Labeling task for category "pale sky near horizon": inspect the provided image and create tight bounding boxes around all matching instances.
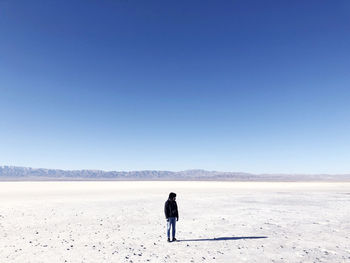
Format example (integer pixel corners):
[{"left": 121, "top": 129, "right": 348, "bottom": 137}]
[{"left": 1, "top": 1, "right": 350, "bottom": 173}]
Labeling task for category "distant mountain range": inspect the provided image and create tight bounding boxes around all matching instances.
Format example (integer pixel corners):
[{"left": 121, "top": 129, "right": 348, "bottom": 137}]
[{"left": 0, "top": 166, "right": 349, "bottom": 181}]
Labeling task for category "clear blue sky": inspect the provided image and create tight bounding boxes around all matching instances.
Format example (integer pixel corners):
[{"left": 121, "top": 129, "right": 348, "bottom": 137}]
[{"left": 1, "top": 1, "right": 349, "bottom": 173}]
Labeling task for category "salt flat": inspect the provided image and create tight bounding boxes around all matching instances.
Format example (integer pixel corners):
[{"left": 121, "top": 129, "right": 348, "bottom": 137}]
[{"left": 0, "top": 181, "right": 349, "bottom": 263}]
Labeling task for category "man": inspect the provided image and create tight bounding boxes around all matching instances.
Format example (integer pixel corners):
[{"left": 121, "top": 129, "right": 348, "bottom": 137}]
[{"left": 164, "top": 192, "right": 179, "bottom": 242}]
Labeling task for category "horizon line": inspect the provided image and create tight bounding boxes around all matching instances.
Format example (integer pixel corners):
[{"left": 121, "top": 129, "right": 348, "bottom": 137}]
[{"left": 1, "top": 165, "right": 350, "bottom": 176}]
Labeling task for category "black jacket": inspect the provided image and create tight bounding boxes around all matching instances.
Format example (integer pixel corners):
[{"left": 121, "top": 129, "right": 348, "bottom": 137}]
[{"left": 164, "top": 200, "right": 179, "bottom": 220}]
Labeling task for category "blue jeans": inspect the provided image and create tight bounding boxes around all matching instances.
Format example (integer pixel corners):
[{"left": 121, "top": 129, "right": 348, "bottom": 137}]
[{"left": 167, "top": 217, "right": 176, "bottom": 239}]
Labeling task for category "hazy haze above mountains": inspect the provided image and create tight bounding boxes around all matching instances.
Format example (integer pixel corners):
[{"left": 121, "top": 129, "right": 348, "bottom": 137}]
[{"left": 0, "top": 166, "right": 349, "bottom": 181}]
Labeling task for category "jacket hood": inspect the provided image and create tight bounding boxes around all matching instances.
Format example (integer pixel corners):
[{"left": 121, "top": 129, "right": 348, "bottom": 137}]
[{"left": 168, "top": 192, "right": 176, "bottom": 200}]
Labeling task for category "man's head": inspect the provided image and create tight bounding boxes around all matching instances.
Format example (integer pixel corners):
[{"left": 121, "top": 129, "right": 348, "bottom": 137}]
[{"left": 168, "top": 192, "right": 176, "bottom": 201}]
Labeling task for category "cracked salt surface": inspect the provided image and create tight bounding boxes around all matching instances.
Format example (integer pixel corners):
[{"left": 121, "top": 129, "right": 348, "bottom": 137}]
[{"left": 0, "top": 181, "right": 350, "bottom": 262}]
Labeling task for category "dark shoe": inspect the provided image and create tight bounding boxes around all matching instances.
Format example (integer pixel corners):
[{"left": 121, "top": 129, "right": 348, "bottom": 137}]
[
  {"left": 167, "top": 238, "right": 171, "bottom": 242},
  {"left": 172, "top": 238, "right": 177, "bottom": 242}
]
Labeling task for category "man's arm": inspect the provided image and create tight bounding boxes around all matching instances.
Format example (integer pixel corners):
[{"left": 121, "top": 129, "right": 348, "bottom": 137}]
[
  {"left": 164, "top": 201, "right": 169, "bottom": 220},
  {"left": 175, "top": 202, "right": 179, "bottom": 221}
]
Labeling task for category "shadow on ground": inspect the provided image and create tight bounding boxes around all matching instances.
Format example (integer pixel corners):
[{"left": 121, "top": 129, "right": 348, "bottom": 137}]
[{"left": 177, "top": 236, "right": 268, "bottom": 242}]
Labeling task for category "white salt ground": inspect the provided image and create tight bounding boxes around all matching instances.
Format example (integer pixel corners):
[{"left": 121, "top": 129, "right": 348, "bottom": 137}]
[{"left": 0, "top": 181, "right": 349, "bottom": 263}]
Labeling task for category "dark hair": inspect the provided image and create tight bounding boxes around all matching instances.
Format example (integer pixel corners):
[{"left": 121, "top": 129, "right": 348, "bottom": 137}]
[{"left": 168, "top": 192, "right": 176, "bottom": 200}]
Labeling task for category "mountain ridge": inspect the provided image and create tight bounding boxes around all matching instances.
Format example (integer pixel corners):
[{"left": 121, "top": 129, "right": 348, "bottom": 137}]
[{"left": 1, "top": 165, "right": 350, "bottom": 181}]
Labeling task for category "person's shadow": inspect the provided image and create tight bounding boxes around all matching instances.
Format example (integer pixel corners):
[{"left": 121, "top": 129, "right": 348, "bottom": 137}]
[{"left": 177, "top": 236, "right": 267, "bottom": 242}]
